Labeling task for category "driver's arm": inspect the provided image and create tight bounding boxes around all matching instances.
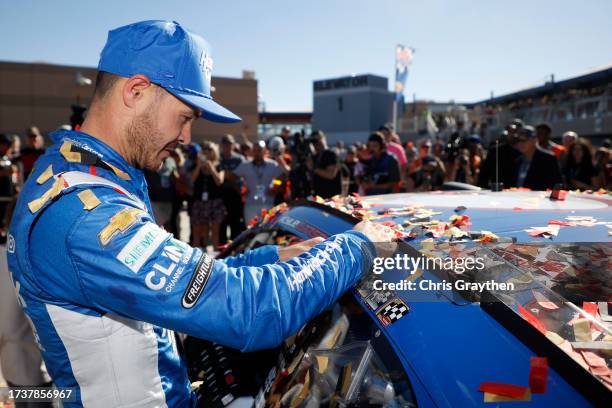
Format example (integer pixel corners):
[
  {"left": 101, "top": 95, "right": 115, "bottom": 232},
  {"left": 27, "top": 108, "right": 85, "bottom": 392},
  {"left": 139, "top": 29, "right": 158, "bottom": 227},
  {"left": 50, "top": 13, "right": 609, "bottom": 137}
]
[{"left": 30, "top": 190, "right": 376, "bottom": 352}]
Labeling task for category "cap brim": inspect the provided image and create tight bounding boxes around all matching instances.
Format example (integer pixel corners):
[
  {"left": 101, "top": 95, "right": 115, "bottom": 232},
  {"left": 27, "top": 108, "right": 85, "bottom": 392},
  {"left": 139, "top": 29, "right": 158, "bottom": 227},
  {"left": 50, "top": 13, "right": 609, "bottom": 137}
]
[{"left": 167, "top": 89, "right": 241, "bottom": 123}]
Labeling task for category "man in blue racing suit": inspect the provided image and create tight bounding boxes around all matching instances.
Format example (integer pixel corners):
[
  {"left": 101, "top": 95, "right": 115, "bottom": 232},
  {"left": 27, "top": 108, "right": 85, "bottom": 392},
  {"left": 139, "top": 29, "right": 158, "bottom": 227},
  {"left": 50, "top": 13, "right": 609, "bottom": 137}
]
[{"left": 6, "top": 20, "right": 396, "bottom": 407}]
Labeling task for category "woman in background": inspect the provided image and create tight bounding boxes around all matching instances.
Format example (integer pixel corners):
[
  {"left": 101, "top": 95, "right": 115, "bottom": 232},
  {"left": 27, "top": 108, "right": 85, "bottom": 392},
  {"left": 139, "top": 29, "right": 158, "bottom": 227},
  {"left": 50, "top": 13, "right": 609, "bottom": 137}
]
[
  {"left": 563, "top": 138, "right": 597, "bottom": 190},
  {"left": 190, "top": 142, "right": 226, "bottom": 250}
]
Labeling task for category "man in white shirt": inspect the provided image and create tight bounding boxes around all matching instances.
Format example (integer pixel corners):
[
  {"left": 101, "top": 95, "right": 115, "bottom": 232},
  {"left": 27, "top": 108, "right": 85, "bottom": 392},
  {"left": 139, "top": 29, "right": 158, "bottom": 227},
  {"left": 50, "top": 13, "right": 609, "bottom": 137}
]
[{"left": 234, "top": 141, "right": 289, "bottom": 223}]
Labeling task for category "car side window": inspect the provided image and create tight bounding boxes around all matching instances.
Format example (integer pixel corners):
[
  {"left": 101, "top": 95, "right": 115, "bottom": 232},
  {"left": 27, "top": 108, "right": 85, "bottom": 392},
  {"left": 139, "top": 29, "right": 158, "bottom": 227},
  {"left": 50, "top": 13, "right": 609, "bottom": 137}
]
[{"left": 256, "top": 294, "right": 418, "bottom": 407}]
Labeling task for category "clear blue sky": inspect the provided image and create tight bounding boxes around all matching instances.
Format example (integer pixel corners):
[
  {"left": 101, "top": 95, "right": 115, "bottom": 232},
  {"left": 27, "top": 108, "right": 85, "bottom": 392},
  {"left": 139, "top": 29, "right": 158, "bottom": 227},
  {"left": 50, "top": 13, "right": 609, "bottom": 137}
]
[{"left": 2, "top": 0, "right": 611, "bottom": 110}]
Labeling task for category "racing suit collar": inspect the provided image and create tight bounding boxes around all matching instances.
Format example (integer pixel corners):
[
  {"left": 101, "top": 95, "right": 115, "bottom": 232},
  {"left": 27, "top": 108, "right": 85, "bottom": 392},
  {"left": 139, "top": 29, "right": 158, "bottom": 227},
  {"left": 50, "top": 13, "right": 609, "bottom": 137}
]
[{"left": 49, "top": 129, "right": 150, "bottom": 204}]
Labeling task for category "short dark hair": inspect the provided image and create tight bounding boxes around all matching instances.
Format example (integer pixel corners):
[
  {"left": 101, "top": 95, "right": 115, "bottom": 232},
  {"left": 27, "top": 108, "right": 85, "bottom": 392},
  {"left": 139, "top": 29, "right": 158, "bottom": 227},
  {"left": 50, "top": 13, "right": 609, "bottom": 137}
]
[
  {"left": 0, "top": 133, "right": 13, "bottom": 146},
  {"left": 93, "top": 71, "right": 120, "bottom": 100},
  {"left": 368, "top": 131, "right": 385, "bottom": 147},
  {"left": 535, "top": 123, "right": 552, "bottom": 134}
]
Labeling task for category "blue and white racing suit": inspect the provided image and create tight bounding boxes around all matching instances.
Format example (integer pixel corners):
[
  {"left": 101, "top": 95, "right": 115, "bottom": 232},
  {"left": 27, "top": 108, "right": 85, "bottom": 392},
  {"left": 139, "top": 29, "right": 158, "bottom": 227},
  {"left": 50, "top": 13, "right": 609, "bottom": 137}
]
[{"left": 7, "top": 130, "right": 375, "bottom": 407}]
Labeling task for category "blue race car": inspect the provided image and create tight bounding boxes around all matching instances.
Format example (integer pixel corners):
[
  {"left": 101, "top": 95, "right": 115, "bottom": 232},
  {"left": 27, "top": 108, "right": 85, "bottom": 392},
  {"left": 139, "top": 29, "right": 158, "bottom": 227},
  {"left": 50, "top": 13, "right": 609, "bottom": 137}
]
[{"left": 187, "top": 190, "right": 612, "bottom": 407}]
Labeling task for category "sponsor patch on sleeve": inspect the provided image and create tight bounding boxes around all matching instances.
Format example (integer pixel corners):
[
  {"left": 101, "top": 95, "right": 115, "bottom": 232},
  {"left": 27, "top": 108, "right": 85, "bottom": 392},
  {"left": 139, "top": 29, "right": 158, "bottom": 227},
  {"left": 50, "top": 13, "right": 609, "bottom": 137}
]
[
  {"left": 116, "top": 223, "right": 170, "bottom": 273},
  {"left": 98, "top": 207, "right": 146, "bottom": 246},
  {"left": 181, "top": 253, "right": 215, "bottom": 309}
]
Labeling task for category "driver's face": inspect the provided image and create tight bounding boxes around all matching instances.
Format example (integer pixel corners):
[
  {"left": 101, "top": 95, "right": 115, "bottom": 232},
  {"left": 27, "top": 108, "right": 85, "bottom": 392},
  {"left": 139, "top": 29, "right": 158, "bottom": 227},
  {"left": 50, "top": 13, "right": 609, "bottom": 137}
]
[{"left": 127, "top": 88, "right": 200, "bottom": 170}]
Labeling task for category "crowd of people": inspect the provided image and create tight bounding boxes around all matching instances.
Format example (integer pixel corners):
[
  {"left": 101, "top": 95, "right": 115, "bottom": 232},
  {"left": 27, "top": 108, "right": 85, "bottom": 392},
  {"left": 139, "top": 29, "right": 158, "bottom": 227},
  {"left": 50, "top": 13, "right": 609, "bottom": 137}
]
[
  {"left": 142, "top": 118, "right": 612, "bottom": 248},
  {"left": 1, "top": 119, "right": 611, "bottom": 249}
]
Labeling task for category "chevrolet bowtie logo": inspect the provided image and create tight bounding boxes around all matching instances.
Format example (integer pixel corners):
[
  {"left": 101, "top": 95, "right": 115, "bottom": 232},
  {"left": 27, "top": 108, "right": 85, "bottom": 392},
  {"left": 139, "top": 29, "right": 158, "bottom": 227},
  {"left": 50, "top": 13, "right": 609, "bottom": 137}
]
[{"left": 98, "top": 207, "right": 145, "bottom": 246}]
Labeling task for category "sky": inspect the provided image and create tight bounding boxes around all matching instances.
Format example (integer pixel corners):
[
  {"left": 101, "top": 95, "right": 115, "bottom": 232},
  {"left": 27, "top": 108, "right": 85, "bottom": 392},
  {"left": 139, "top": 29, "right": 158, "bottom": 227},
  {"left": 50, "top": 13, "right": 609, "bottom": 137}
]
[{"left": 2, "top": 0, "right": 612, "bottom": 111}]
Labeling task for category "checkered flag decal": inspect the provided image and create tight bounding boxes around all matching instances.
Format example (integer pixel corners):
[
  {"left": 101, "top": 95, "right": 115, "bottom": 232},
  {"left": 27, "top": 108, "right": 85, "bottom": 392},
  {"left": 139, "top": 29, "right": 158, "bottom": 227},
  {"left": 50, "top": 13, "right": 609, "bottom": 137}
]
[{"left": 381, "top": 301, "right": 409, "bottom": 322}]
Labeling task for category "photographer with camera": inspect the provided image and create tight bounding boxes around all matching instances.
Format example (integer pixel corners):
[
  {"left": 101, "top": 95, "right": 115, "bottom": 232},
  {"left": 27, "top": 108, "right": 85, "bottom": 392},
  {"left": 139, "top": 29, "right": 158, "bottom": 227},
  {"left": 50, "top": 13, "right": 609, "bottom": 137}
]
[{"left": 406, "top": 155, "right": 446, "bottom": 192}]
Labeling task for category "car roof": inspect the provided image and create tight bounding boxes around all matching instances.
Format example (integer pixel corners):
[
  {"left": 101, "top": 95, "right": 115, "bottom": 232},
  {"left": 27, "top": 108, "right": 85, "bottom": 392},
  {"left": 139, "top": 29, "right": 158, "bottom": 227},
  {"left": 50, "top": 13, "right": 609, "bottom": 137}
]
[{"left": 260, "top": 191, "right": 612, "bottom": 405}]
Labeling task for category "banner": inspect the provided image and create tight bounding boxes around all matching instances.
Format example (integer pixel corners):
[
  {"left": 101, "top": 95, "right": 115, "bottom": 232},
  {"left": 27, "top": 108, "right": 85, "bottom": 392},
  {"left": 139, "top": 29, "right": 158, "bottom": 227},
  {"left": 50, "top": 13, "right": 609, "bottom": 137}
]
[{"left": 394, "top": 45, "right": 414, "bottom": 104}]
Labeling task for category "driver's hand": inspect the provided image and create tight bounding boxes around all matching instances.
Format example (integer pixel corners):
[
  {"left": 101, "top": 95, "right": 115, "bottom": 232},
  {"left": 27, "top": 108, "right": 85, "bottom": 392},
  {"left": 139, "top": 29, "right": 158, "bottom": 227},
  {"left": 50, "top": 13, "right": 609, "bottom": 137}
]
[
  {"left": 353, "top": 220, "right": 398, "bottom": 258},
  {"left": 278, "top": 237, "right": 325, "bottom": 261},
  {"left": 352, "top": 220, "right": 396, "bottom": 242}
]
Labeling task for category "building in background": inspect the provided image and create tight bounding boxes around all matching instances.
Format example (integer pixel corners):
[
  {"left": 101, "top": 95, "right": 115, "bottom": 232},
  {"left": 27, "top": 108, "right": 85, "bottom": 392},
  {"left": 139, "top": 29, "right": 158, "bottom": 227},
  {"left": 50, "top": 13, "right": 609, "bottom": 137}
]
[
  {"left": 258, "top": 111, "right": 312, "bottom": 140},
  {"left": 470, "top": 64, "right": 612, "bottom": 145},
  {"left": 312, "top": 74, "right": 393, "bottom": 144},
  {"left": 398, "top": 100, "right": 470, "bottom": 142},
  {"left": 0, "top": 61, "right": 258, "bottom": 143}
]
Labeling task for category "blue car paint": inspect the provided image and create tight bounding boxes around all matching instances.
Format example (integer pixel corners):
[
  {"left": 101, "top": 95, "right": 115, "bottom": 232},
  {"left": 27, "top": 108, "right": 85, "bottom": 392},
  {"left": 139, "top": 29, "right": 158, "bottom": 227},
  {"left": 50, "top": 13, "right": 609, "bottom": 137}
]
[{"left": 267, "top": 192, "right": 611, "bottom": 407}]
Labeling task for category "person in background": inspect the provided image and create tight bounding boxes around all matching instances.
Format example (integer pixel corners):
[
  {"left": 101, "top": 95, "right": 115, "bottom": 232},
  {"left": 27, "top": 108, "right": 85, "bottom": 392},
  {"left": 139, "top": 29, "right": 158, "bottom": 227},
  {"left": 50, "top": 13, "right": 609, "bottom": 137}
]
[
  {"left": 145, "top": 153, "right": 178, "bottom": 230},
  {"left": 562, "top": 131, "right": 578, "bottom": 150},
  {"left": 344, "top": 145, "right": 361, "bottom": 195},
  {"left": 267, "top": 136, "right": 291, "bottom": 205},
  {"left": 513, "top": 126, "right": 562, "bottom": 190},
  {"left": 178, "top": 143, "right": 199, "bottom": 231},
  {"left": 234, "top": 140, "right": 288, "bottom": 224},
  {"left": 1, "top": 134, "right": 51, "bottom": 403},
  {"left": 356, "top": 142, "right": 371, "bottom": 163},
  {"left": 313, "top": 148, "right": 347, "bottom": 199},
  {"left": 379, "top": 125, "right": 407, "bottom": 171},
  {"left": 510, "top": 118, "right": 525, "bottom": 132},
  {"left": 563, "top": 138, "right": 597, "bottom": 190},
  {"left": 7, "top": 134, "right": 23, "bottom": 188},
  {"left": 432, "top": 140, "right": 445, "bottom": 159},
  {"left": 359, "top": 132, "right": 400, "bottom": 195},
  {"left": 219, "top": 134, "right": 245, "bottom": 244},
  {"left": 535, "top": 123, "right": 565, "bottom": 160},
  {"left": 309, "top": 130, "right": 328, "bottom": 165},
  {"left": 0, "top": 134, "right": 17, "bottom": 233},
  {"left": 334, "top": 140, "right": 346, "bottom": 161},
  {"left": 168, "top": 147, "right": 186, "bottom": 237},
  {"left": 288, "top": 132, "right": 314, "bottom": 200},
  {"left": 240, "top": 140, "right": 253, "bottom": 160},
  {"left": 406, "top": 155, "right": 446, "bottom": 192},
  {"left": 478, "top": 128, "right": 520, "bottom": 189},
  {"left": 594, "top": 147, "right": 611, "bottom": 190},
  {"left": 279, "top": 126, "right": 291, "bottom": 146},
  {"left": 8, "top": 134, "right": 21, "bottom": 160},
  {"left": 560, "top": 130, "right": 578, "bottom": 168},
  {"left": 419, "top": 139, "right": 432, "bottom": 159},
  {"left": 450, "top": 152, "right": 474, "bottom": 185},
  {"left": 20, "top": 126, "right": 45, "bottom": 180},
  {"left": 404, "top": 145, "right": 419, "bottom": 177},
  {"left": 465, "top": 134, "right": 484, "bottom": 182},
  {"left": 1, "top": 201, "right": 52, "bottom": 408},
  {"left": 191, "top": 142, "right": 225, "bottom": 249}
]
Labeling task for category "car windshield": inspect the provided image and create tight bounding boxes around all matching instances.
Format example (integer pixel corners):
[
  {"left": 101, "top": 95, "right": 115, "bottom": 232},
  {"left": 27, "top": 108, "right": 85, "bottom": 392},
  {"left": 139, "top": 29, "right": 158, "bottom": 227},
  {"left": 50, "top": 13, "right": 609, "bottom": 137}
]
[{"left": 413, "top": 240, "right": 612, "bottom": 392}]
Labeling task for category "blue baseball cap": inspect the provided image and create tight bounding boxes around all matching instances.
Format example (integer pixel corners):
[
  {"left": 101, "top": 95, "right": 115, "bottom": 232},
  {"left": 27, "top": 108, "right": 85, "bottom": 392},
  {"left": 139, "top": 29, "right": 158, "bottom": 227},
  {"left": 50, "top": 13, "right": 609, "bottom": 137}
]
[{"left": 98, "top": 20, "right": 240, "bottom": 123}]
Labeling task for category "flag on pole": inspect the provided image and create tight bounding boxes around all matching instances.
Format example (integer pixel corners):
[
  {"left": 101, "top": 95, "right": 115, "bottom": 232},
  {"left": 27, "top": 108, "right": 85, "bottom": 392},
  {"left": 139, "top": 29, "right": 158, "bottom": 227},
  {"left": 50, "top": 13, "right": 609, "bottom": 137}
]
[{"left": 394, "top": 45, "right": 414, "bottom": 104}]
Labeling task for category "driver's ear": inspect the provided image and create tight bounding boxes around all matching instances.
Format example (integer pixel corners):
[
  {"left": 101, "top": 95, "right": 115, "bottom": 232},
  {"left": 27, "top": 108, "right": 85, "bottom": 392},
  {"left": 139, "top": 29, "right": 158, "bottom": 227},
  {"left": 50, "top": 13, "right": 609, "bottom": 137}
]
[{"left": 122, "top": 74, "right": 153, "bottom": 109}]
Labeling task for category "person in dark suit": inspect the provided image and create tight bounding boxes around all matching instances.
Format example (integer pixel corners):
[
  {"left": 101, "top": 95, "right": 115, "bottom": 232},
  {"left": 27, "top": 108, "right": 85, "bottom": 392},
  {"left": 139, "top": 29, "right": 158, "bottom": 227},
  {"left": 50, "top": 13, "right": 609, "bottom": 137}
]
[
  {"left": 478, "top": 128, "right": 520, "bottom": 189},
  {"left": 513, "top": 126, "right": 562, "bottom": 190}
]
